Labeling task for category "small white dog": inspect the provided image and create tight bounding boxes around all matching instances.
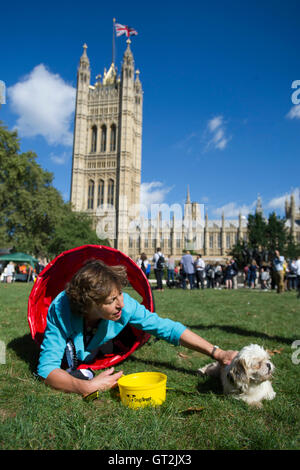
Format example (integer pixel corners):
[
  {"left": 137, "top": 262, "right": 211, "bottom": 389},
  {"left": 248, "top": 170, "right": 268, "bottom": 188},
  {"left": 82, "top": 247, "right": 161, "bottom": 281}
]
[{"left": 198, "top": 344, "right": 276, "bottom": 407}]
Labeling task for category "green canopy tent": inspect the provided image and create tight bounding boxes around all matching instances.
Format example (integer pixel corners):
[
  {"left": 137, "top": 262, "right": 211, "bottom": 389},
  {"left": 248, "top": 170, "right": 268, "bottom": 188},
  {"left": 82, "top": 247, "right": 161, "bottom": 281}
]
[{"left": 0, "top": 252, "right": 39, "bottom": 269}]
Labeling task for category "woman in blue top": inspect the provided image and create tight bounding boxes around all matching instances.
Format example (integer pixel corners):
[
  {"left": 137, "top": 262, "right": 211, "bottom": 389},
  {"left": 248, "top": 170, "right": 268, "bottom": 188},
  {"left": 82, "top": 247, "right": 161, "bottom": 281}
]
[
  {"left": 38, "top": 259, "right": 237, "bottom": 396},
  {"left": 248, "top": 260, "right": 258, "bottom": 289}
]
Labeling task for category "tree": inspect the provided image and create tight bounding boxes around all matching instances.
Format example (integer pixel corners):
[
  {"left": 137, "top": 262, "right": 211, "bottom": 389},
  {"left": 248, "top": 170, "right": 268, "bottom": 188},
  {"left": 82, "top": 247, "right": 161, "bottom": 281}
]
[
  {"left": 47, "top": 204, "right": 109, "bottom": 258},
  {"left": 229, "top": 239, "right": 248, "bottom": 268},
  {"left": 0, "top": 123, "right": 59, "bottom": 254},
  {"left": 265, "top": 212, "right": 287, "bottom": 255},
  {"left": 284, "top": 232, "right": 300, "bottom": 260},
  {"left": 230, "top": 210, "right": 300, "bottom": 266},
  {"left": 247, "top": 212, "right": 268, "bottom": 250},
  {"left": 0, "top": 121, "right": 106, "bottom": 258}
]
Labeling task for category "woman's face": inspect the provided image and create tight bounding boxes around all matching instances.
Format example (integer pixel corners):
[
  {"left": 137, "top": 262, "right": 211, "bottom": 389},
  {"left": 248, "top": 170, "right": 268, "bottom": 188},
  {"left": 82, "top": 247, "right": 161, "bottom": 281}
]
[{"left": 87, "top": 285, "right": 124, "bottom": 322}]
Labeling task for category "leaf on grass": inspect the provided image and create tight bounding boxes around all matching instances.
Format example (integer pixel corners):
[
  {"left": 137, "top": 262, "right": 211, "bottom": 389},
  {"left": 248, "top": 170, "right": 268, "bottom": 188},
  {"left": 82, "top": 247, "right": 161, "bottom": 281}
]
[
  {"left": 180, "top": 407, "right": 205, "bottom": 415},
  {"left": 177, "top": 352, "right": 190, "bottom": 360},
  {"left": 267, "top": 348, "right": 284, "bottom": 356}
]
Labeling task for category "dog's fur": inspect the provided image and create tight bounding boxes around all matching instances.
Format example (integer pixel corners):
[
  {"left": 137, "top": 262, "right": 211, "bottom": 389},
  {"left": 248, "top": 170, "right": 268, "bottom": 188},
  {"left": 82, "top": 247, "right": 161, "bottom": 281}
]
[{"left": 198, "top": 344, "right": 276, "bottom": 407}]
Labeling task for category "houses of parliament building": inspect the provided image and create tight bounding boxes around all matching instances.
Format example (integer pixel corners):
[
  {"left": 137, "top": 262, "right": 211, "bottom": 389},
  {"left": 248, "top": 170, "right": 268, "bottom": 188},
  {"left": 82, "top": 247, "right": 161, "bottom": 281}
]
[{"left": 70, "top": 41, "right": 300, "bottom": 260}]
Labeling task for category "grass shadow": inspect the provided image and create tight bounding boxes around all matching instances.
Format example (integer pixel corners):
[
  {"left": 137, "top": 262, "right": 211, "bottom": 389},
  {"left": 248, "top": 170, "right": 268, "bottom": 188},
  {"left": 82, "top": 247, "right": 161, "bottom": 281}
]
[
  {"left": 187, "top": 324, "right": 296, "bottom": 345},
  {"left": 127, "top": 355, "right": 197, "bottom": 376},
  {"left": 196, "top": 375, "right": 223, "bottom": 396},
  {"left": 7, "top": 334, "right": 40, "bottom": 374}
]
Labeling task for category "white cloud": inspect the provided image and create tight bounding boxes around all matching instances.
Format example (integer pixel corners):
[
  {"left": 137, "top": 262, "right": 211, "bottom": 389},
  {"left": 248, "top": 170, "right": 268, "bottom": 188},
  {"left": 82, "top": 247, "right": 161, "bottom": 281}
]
[
  {"left": 267, "top": 195, "right": 287, "bottom": 211},
  {"left": 140, "top": 182, "right": 172, "bottom": 210},
  {"left": 8, "top": 64, "right": 76, "bottom": 146},
  {"left": 286, "top": 104, "right": 300, "bottom": 120},
  {"left": 212, "top": 189, "right": 300, "bottom": 220},
  {"left": 50, "top": 151, "right": 69, "bottom": 165},
  {"left": 267, "top": 188, "right": 300, "bottom": 212},
  {"left": 173, "top": 116, "right": 231, "bottom": 157},
  {"left": 213, "top": 201, "right": 256, "bottom": 218},
  {"left": 208, "top": 116, "right": 223, "bottom": 132},
  {"left": 204, "top": 115, "right": 231, "bottom": 151}
]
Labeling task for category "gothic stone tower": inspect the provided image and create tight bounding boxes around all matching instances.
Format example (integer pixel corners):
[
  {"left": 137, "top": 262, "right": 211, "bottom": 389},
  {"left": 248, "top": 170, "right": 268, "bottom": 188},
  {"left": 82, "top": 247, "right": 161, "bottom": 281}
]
[{"left": 70, "top": 41, "right": 143, "bottom": 252}]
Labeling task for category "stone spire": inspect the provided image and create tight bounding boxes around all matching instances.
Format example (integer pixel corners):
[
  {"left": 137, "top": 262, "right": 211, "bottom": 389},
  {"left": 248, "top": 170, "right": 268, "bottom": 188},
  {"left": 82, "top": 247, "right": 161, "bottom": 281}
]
[
  {"left": 256, "top": 194, "right": 263, "bottom": 215},
  {"left": 285, "top": 196, "right": 289, "bottom": 218},
  {"left": 79, "top": 43, "right": 90, "bottom": 67},
  {"left": 291, "top": 193, "right": 295, "bottom": 214},
  {"left": 77, "top": 43, "right": 90, "bottom": 87},
  {"left": 123, "top": 39, "right": 134, "bottom": 67},
  {"left": 135, "top": 69, "right": 142, "bottom": 93},
  {"left": 103, "top": 62, "right": 117, "bottom": 85},
  {"left": 186, "top": 185, "right": 191, "bottom": 204}
]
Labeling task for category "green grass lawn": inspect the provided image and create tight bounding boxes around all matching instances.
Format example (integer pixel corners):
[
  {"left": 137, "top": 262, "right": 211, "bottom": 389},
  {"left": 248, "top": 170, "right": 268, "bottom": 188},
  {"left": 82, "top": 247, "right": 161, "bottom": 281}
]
[{"left": 0, "top": 283, "right": 299, "bottom": 450}]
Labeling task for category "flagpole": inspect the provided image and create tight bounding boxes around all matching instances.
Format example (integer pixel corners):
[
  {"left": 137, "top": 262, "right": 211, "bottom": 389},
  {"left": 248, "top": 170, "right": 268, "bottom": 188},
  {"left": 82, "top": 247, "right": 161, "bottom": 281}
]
[{"left": 112, "top": 18, "right": 116, "bottom": 64}]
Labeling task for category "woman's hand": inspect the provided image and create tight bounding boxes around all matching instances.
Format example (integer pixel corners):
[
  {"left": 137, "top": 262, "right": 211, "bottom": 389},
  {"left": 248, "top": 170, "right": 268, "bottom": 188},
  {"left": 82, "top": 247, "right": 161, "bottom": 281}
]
[
  {"left": 213, "top": 349, "right": 238, "bottom": 366},
  {"left": 45, "top": 367, "right": 123, "bottom": 396},
  {"left": 87, "top": 367, "right": 123, "bottom": 393}
]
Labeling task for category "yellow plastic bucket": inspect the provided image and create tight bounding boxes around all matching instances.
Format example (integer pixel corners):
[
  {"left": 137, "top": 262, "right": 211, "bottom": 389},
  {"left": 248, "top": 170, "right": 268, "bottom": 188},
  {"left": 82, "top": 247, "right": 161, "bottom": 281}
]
[{"left": 118, "top": 372, "right": 167, "bottom": 409}]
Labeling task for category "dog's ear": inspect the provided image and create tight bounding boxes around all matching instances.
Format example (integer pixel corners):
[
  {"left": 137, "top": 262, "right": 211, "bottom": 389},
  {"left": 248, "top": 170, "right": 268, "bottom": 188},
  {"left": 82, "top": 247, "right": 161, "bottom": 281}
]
[{"left": 229, "top": 358, "right": 249, "bottom": 392}]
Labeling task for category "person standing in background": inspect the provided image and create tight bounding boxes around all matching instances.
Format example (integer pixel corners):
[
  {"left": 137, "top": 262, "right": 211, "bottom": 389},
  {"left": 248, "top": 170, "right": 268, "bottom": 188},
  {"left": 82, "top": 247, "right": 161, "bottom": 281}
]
[
  {"left": 5, "top": 261, "right": 15, "bottom": 283},
  {"left": 166, "top": 254, "right": 175, "bottom": 285},
  {"left": 293, "top": 255, "right": 300, "bottom": 297},
  {"left": 153, "top": 248, "right": 165, "bottom": 291},
  {"left": 273, "top": 250, "right": 285, "bottom": 294},
  {"left": 180, "top": 251, "right": 195, "bottom": 290},
  {"left": 195, "top": 254, "right": 205, "bottom": 289}
]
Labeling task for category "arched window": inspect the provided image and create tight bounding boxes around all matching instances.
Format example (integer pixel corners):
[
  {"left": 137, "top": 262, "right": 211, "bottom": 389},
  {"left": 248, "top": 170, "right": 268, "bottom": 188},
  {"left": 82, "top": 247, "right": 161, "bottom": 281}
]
[
  {"left": 87, "top": 179, "right": 95, "bottom": 209},
  {"left": 107, "top": 179, "right": 114, "bottom": 207},
  {"left": 91, "top": 126, "right": 97, "bottom": 153},
  {"left": 110, "top": 124, "right": 116, "bottom": 152},
  {"left": 97, "top": 179, "right": 104, "bottom": 207},
  {"left": 100, "top": 125, "right": 107, "bottom": 152}
]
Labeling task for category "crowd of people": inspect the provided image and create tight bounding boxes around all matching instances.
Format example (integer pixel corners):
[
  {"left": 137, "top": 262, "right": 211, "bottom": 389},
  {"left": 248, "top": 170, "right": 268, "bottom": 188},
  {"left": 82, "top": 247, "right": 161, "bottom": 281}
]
[
  {"left": 136, "top": 248, "right": 300, "bottom": 294},
  {"left": 0, "top": 261, "right": 44, "bottom": 283},
  {"left": 1, "top": 249, "right": 299, "bottom": 295}
]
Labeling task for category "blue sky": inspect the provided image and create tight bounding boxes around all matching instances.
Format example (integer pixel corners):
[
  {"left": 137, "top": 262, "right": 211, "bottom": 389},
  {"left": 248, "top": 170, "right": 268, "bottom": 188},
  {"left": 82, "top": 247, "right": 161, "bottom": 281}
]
[{"left": 1, "top": 0, "right": 299, "bottom": 220}]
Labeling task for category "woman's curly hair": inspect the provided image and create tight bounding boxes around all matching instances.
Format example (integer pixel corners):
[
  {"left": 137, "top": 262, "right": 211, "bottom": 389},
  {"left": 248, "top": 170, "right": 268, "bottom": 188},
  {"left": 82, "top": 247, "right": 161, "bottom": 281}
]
[{"left": 65, "top": 259, "right": 128, "bottom": 317}]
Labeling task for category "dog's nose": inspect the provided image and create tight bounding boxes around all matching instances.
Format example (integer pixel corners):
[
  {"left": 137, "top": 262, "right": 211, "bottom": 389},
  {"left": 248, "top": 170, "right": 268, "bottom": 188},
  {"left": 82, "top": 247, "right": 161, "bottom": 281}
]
[{"left": 267, "top": 362, "right": 272, "bottom": 372}]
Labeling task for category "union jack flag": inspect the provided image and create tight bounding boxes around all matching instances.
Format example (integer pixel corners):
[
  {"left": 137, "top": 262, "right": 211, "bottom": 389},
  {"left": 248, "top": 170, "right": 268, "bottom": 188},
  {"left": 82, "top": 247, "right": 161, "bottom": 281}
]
[{"left": 115, "top": 23, "right": 138, "bottom": 38}]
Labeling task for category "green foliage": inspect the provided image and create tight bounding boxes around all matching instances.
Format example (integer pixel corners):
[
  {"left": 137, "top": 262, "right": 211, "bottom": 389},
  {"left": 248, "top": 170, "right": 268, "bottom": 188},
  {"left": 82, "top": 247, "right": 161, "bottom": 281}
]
[
  {"left": 231, "top": 211, "right": 300, "bottom": 265},
  {"left": 285, "top": 233, "right": 300, "bottom": 260},
  {"left": 266, "top": 212, "right": 288, "bottom": 254},
  {"left": 229, "top": 239, "right": 248, "bottom": 267},
  {"left": 0, "top": 121, "right": 104, "bottom": 258},
  {"left": 247, "top": 212, "right": 267, "bottom": 250},
  {"left": 47, "top": 204, "right": 109, "bottom": 258}
]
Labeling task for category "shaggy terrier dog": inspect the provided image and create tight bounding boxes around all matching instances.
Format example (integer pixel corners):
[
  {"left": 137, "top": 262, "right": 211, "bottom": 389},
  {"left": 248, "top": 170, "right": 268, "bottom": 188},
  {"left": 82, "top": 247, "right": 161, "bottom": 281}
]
[{"left": 198, "top": 344, "right": 276, "bottom": 407}]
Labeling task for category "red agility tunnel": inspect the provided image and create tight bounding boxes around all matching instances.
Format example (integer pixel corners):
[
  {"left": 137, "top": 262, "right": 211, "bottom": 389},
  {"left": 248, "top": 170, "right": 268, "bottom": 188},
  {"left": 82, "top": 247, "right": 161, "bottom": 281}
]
[{"left": 28, "top": 245, "right": 154, "bottom": 370}]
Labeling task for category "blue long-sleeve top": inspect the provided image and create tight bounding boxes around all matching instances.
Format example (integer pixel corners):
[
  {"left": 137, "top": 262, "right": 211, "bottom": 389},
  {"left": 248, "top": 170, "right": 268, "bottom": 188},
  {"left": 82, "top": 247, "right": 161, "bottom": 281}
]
[{"left": 37, "top": 291, "right": 187, "bottom": 379}]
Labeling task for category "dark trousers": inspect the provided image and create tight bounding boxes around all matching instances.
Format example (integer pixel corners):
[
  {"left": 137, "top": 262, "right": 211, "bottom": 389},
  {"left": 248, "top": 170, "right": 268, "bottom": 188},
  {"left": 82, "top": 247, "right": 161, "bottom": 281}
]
[
  {"left": 182, "top": 273, "right": 195, "bottom": 289},
  {"left": 206, "top": 277, "right": 215, "bottom": 288},
  {"left": 196, "top": 270, "right": 205, "bottom": 289},
  {"left": 287, "top": 276, "right": 297, "bottom": 290},
  {"left": 154, "top": 269, "right": 163, "bottom": 289}
]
